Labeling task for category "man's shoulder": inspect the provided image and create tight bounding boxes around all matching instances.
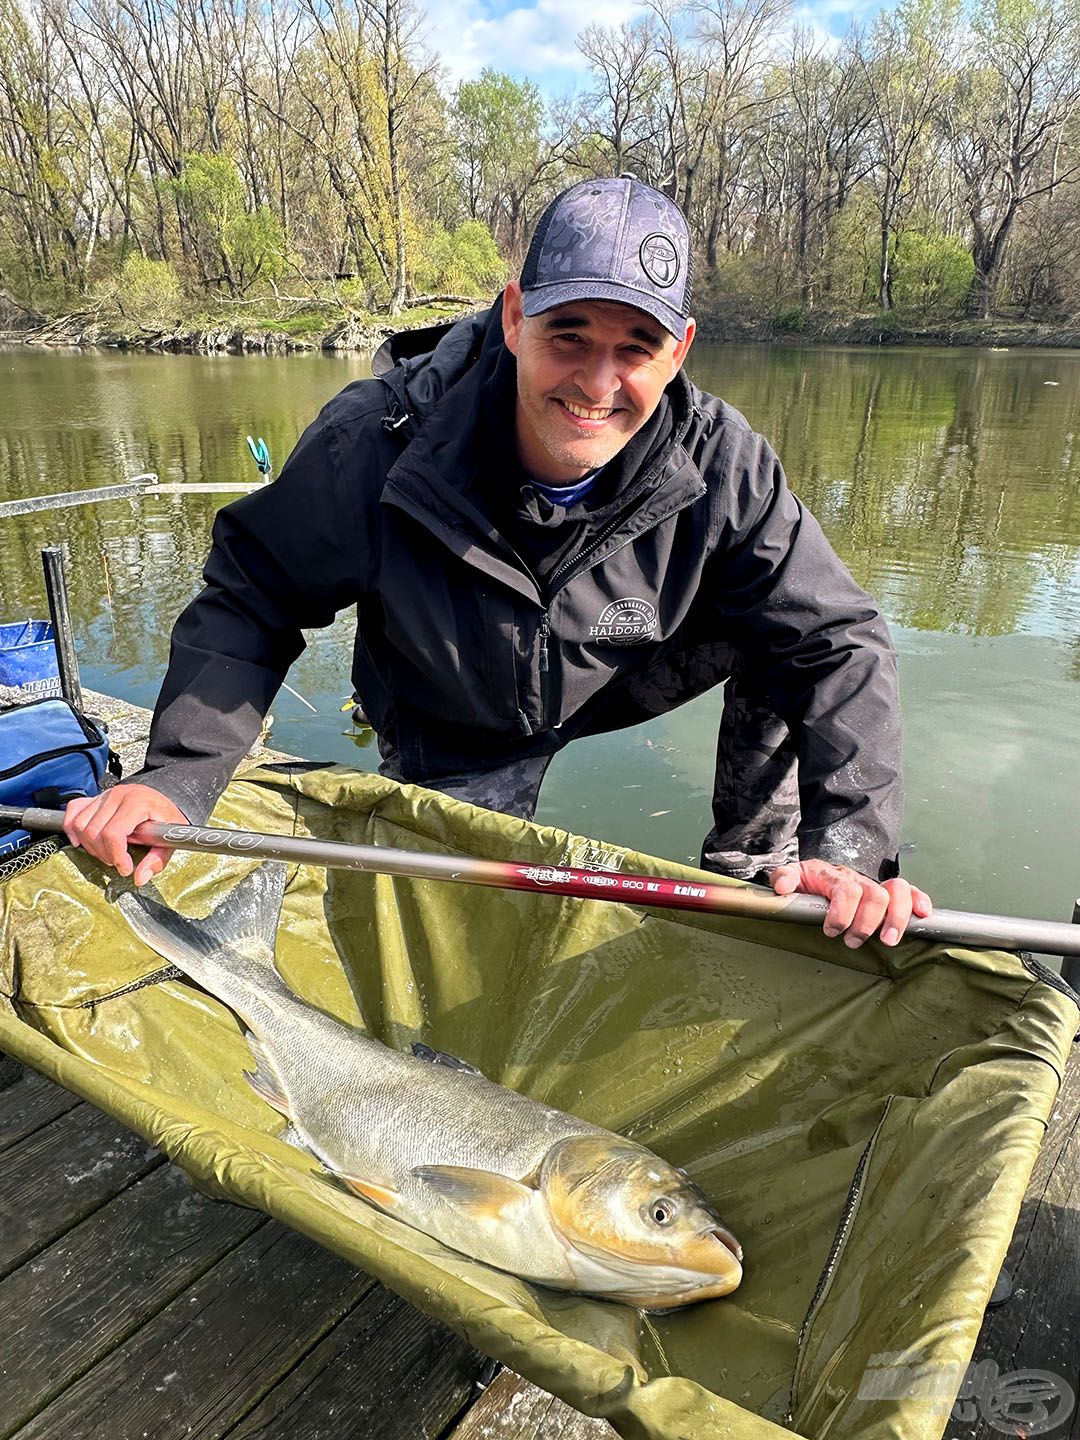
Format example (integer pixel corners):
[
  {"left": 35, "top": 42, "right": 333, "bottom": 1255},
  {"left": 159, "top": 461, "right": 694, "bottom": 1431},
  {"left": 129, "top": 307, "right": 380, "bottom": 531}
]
[
  {"left": 684, "top": 380, "right": 761, "bottom": 450},
  {"left": 314, "top": 376, "right": 395, "bottom": 438}
]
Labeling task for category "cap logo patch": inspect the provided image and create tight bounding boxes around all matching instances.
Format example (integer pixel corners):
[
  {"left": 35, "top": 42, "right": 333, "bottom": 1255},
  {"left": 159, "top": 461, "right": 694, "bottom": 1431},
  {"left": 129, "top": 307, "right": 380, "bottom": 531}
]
[{"left": 639, "top": 234, "right": 679, "bottom": 288}]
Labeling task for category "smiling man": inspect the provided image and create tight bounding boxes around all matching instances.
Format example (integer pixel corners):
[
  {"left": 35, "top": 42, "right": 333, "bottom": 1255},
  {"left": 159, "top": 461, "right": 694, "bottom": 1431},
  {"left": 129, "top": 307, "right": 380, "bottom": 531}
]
[{"left": 65, "top": 177, "right": 931, "bottom": 945}]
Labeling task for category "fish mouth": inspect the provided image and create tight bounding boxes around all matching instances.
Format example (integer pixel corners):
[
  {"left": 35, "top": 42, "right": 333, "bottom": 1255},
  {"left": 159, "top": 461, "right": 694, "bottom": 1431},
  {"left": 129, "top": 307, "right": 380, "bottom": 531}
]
[{"left": 712, "top": 1225, "right": 743, "bottom": 1264}]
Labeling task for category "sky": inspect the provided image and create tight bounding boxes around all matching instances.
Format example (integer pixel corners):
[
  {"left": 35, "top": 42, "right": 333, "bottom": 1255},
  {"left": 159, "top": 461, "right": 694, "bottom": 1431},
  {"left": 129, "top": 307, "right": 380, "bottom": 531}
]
[{"left": 417, "top": 0, "right": 882, "bottom": 95}]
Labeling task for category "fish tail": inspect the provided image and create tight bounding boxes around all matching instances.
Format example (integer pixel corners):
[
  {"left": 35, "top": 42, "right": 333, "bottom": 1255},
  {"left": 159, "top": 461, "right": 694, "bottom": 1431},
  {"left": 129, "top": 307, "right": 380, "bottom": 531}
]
[{"left": 116, "top": 862, "right": 295, "bottom": 1027}]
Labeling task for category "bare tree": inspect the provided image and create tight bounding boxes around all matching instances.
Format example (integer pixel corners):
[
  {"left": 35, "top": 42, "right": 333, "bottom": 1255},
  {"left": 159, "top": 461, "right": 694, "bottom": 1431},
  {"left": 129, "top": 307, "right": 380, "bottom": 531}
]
[{"left": 942, "top": 0, "right": 1080, "bottom": 317}]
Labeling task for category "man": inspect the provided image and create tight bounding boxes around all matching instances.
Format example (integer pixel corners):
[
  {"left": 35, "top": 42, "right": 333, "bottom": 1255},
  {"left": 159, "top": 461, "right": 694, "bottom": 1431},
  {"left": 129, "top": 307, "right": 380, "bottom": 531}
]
[{"left": 65, "top": 177, "right": 931, "bottom": 946}]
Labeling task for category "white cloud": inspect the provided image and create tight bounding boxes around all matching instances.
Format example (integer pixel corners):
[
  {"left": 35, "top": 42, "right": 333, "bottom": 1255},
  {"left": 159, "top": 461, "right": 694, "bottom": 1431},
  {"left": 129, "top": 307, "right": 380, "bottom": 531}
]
[
  {"left": 416, "top": 0, "right": 889, "bottom": 96},
  {"left": 417, "top": 0, "right": 649, "bottom": 90}
]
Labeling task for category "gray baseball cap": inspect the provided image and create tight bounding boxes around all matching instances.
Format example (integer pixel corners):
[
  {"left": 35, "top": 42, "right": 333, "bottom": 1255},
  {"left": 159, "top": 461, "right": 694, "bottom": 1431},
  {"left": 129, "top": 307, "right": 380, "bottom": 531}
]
[{"left": 519, "top": 177, "right": 693, "bottom": 340}]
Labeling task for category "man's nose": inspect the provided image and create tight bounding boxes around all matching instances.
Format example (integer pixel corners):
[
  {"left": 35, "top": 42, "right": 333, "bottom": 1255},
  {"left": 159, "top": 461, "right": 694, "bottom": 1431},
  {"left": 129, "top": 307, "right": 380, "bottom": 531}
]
[{"left": 575, "top": 353, "right": 620, "bottom": 402}]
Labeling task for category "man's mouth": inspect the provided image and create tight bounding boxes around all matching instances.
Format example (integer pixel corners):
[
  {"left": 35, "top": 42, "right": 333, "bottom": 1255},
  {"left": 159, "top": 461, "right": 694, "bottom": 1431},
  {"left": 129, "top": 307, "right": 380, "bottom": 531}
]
[{"left": 556, "top": 398, "right": 620, "bottom": 425}]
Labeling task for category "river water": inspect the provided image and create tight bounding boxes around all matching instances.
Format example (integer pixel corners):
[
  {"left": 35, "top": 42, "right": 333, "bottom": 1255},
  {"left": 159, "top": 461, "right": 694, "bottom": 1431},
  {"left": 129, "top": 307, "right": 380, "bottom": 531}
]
[{"left": 1, "top": 342, "right": 1077, "bottom": 929}]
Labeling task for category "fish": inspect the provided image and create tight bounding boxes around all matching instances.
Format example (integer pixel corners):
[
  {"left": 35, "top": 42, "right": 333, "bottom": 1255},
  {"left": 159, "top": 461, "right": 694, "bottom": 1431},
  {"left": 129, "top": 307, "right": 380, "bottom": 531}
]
[{"left": 117, "top": 863, "right": 743, "bottom": 1308}]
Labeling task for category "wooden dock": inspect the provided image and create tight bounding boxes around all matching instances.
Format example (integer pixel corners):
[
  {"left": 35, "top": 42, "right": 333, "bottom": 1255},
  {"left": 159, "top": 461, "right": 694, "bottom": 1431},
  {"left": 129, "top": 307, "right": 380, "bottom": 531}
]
[{"left": 0, "top": 690, "right": 1076, "bottom": 1439}]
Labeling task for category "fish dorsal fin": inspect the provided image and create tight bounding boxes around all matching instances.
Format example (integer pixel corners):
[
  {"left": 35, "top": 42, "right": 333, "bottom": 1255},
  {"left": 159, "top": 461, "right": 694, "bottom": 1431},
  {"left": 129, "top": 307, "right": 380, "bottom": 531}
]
[
  {"left": 117, "top": 863, "right": 288, "bottom": 970},
  {"left": 412, "top": 1165, "right": 536, "bottom": 1221},
  {"left": 410, "top": 1042, "right": 485, "bottom": 1078}
]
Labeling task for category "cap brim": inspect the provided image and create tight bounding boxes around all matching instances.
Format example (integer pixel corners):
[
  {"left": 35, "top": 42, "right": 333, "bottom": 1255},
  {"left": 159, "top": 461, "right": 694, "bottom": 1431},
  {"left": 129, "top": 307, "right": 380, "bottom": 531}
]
[{"left": 521, "top": 280, "right": 689, "bottom": 342}]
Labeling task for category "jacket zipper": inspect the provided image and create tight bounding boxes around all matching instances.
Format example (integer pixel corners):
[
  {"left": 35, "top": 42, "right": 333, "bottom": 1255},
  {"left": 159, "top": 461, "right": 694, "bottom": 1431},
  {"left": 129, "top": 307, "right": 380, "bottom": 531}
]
[{"left": 538, "top": 610, "right": 551, "bottom": 728}]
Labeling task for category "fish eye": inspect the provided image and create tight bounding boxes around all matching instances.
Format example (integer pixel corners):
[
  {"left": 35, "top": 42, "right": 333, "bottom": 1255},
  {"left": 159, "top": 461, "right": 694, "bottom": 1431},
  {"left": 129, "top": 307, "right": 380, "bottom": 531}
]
[{"left": 648, "top": 1197, "right": 677, "bottom": 1226}]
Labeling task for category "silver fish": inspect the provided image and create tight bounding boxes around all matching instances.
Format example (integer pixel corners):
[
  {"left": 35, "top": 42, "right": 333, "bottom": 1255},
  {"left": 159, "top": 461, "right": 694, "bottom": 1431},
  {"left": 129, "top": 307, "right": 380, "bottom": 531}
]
[{"left": 118, "top": 863, "right": 743, "bottom": 1308}]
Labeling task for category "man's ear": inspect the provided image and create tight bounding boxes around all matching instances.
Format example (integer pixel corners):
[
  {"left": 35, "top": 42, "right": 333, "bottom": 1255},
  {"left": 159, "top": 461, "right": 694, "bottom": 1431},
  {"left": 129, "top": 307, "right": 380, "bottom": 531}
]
[
  {"left": 502, "top": 280, "right": 525, "bottom": 355},
  {"left": 669, "top": 317, "right": 695, "bottom": 377}
]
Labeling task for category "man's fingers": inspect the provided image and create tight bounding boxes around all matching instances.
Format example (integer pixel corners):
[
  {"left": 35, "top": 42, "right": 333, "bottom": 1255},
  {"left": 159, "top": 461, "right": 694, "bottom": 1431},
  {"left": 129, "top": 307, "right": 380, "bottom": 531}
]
[
  {"left": 62, "top": 785, "right": 187, "bottom": 877},
  {"left": 770, "top": 863, "right": 801, "bottom": 896},
  {"left": 132, "top": 847, "right": 170, "bottom": 888},
  {"left": 822, "top": 873, "right": 865, "bottom": 938},
  {"left": 769, "top": 860, "right": 935, "bottom": 946},
  {"left": 61, "top": 794, "right": 98, "bottom": 846}
]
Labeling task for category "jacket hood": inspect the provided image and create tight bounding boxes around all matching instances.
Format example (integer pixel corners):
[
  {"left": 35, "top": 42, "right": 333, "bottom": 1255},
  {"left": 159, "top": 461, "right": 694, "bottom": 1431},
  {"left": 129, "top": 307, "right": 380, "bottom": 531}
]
[{"left": 372, "top": 302, "right": 507, "bottom": 424}]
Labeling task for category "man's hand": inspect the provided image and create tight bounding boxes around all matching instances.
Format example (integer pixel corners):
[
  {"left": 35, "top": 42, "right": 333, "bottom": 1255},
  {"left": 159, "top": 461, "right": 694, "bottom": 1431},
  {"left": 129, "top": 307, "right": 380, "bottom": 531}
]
[
  {"left": 769, "top": 859, "right": 932, "bottom": 947},
  {"left": 63, "top": 785, "right": 190, "bottom": 887}
]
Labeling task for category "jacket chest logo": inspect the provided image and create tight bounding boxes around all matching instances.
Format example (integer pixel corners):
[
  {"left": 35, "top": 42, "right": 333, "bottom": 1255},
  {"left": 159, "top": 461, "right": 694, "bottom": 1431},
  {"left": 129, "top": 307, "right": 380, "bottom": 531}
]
[{"left": 589, "top": 597, "right": 658, "bottom": 645}]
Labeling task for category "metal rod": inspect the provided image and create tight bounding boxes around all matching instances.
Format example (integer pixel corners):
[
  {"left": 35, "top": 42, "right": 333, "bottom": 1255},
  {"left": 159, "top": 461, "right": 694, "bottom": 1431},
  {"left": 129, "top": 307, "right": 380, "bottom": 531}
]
[
  {"left": 1, "top": 476, "right": 156, "bottom": 519},
  {"left": 1063, "top": 900, "right": 1080, "bottom": 989},
  {"left": 4, "top": 803, "right": 1080, "bottom": 960},
  {"left": 0, "top": 476, "right": 260, "bottom": 519},
  {"left": 40, "top": 547, "right": 82, "bottom": 712}
]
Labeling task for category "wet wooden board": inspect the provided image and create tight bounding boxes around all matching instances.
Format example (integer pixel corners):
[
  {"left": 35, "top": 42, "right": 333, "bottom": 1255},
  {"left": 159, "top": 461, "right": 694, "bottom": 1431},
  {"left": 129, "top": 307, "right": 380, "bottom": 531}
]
[
  {"left": 0, "top": 1064, "right": 79, "bottom": 1151},
  {"left": 0, "top": 1100, "right": 162, "bottom": 1276},
  {"left": 13, "top": 1225, "right": 376, "bottom": 1440},
  {"left": 0, "top": 1163, "right": 263, "bottom": 1439},
  {"left": 226, "top": 1279, "right": 483, "bottom": 1439},
  {"left": 447, "top": 1369, "right": 616, "bottom": 1438}
]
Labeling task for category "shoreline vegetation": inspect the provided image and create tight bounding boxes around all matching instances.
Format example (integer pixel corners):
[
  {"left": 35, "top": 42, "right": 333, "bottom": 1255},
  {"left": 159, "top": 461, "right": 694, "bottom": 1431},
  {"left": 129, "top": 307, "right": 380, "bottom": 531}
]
[
  {"left": 8, "top": 0, "right": 1080, "bottom": 361},
  {"left": 6, "top": 301, "right": 1080, "bottom": 355}
]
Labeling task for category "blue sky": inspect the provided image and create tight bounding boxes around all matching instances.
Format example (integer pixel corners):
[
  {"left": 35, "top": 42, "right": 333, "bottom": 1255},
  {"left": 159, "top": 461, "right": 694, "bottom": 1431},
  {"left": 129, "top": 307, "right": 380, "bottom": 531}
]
[{"left": 420, "top": 0, "right": 881, "bottom": 95}]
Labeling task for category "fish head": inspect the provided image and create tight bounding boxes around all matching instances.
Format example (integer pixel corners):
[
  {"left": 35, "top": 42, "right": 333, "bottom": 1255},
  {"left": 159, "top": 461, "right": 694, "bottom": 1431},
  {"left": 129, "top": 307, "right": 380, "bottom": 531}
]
[{"left": 539, "top": 1135, "right": 743, "bottom": 1308}]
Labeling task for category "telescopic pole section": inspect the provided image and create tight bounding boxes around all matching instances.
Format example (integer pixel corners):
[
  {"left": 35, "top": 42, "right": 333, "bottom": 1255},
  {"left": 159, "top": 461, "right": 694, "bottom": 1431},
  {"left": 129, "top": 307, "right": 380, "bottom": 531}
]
[
  {"left": 1063, "top": 900, "right": 1080, "bottom": 989},
  {"left": 40, "top": 546, "right": 82, "bottom": 712},
  {"left": 2, "top": 805, "right": 1080, "bottom": 962}
]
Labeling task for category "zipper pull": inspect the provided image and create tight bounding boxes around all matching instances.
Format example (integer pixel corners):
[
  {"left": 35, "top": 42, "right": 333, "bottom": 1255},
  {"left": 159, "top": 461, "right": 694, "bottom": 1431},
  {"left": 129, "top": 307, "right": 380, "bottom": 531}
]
[{"left": 538, "top": 612, "right": 550, "bottom": 672}]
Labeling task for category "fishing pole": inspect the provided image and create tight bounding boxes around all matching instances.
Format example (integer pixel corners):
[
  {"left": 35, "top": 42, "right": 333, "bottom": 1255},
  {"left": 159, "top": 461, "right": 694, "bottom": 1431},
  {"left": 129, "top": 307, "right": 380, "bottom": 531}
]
[{"left": 3, "top": 803, "right": 1079, "bottom": 961}]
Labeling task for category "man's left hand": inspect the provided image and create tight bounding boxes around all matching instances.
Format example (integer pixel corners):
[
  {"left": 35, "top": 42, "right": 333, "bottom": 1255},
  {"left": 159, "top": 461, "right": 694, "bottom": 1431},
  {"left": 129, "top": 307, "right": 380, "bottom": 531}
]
[{"left": 769, "top": 860, "right": 932, "bottom": 947}]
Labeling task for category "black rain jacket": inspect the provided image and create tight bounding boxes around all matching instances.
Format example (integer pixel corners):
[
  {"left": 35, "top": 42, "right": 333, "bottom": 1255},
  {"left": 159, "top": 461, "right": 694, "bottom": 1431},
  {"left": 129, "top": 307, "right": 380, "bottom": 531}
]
[{"left": 137, "top": 301, "right": 903, "bottom": 876}]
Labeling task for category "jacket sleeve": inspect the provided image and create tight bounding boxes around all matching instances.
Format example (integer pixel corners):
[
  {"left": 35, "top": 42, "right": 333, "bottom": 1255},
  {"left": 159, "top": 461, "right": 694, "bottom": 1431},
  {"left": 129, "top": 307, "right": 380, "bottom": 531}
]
[
  {"left": 703, "top": 417, "right": 903, "bottom": 879},
  {"left": 131, "top": 404, "right": 367, "bottom": 824}
]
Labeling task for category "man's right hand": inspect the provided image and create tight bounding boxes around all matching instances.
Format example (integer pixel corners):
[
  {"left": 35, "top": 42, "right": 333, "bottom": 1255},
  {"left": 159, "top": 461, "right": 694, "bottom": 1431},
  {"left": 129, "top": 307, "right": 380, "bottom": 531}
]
[{"left": 63, "top": 785, "right": 190, "bottom": 887}]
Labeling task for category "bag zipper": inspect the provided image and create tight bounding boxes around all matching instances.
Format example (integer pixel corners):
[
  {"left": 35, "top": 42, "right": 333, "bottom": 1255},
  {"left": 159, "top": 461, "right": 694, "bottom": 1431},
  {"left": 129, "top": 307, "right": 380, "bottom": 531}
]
[{"left": 0, "top": 737, "right": 102, "bottom": 782}]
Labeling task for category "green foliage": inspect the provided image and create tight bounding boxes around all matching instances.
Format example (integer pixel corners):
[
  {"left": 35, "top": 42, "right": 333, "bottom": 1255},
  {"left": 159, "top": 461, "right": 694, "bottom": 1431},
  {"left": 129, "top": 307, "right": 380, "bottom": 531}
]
[
  {"left": 892, "top": 229, "right": 974, "bottom": 313},
  {"left": 113, "top": 254, "right": 183, "bottom": 328},
  {"left": 168, "top": 153, "right": 286, "bottom": 295},
  {"left": 822, "top": 195, "right": 881, "bottom": 308},
  {"left": 411, "top": 220, "right": 506, "bottom": 296},
  {"left": 772, "top": 307, "right": 806, "bottom": 333}
]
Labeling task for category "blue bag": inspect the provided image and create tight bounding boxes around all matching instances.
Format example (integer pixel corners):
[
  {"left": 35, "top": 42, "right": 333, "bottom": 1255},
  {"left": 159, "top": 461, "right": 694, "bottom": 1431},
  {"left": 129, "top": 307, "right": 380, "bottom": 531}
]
[
  {"left": 0, "top": 699, "right": 120, "bottom": 857},
  {"left": 0, "top": 621, "right": 62, "bottom": 702}
]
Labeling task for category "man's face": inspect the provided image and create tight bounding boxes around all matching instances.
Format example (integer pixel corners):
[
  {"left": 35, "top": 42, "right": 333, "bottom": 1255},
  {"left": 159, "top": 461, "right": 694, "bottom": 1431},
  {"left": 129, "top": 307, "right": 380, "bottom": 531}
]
[{"left": 501, "top": 280, "right": 695, "bottom": 485}]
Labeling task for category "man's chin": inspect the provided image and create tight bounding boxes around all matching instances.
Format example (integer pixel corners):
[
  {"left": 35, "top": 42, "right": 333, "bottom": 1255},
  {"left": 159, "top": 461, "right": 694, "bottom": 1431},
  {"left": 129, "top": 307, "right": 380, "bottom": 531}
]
[{"left": 542, "top": 433, "right": 630, "bottom": 477}]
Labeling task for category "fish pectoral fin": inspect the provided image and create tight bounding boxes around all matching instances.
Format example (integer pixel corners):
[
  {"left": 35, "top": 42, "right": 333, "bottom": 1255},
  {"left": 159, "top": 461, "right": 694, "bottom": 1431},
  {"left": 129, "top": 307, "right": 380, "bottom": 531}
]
[
  {"left": 337, "top": 1174, "right": 401, "bottom": 1211},
  {"left": 412, "top": 1165, "right": 536, "bottom": 1221},
  {"left": 242, "top": 1033, "right": 294, "bottom": 1119},
  {"left": 410, "top": 1042, "right": 485, "bottom": 1078}
]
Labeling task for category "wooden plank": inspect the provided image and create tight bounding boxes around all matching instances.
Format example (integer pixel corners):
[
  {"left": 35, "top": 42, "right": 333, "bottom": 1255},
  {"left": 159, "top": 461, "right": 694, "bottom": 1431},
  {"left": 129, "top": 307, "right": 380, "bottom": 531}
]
[
  {"left": 447, "top": 1369, "right": 616, "bottom": 1439},
  {"left": 0, "top": 1163, "right": 263, "bottom": 1438},
  {"left": 0, "top": 1067, "right": 80, "bottom": 1151},
  {"left": 957, "top": 1051, "right": 1080, "bottom": 1440},
  {"left": 0, "top": 1100, "right": 162, "bottom": 1277},
  {"left": 0, "top": 1053, "right": 23, "bottom": 1091},
  {"left": 11, "top": 1224, "right": 381, "bottom": 1440},
  {"left": 225, "top": 1279, "right": 485, "bottom": 1440}
]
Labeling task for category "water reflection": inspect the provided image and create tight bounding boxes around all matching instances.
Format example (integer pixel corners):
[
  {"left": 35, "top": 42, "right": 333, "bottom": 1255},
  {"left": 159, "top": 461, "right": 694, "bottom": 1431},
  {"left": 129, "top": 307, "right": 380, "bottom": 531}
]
[{"left": 0, "top": 343, "right": 1076, "bottom": 921}]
